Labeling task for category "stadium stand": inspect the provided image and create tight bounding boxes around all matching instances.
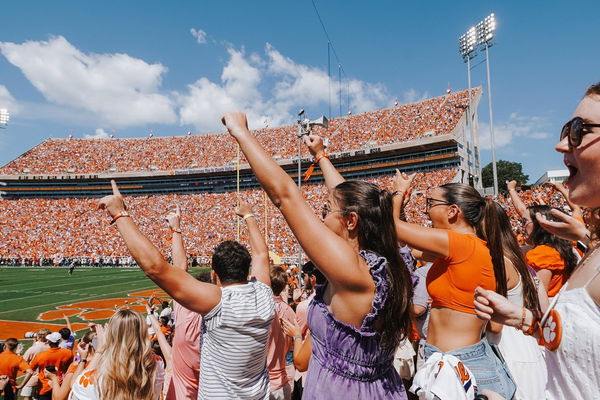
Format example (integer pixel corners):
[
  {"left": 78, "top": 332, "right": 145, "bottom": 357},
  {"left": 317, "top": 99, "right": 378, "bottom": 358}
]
[{"left": 0, "top": 89, "right": 493, "bottom": 262}]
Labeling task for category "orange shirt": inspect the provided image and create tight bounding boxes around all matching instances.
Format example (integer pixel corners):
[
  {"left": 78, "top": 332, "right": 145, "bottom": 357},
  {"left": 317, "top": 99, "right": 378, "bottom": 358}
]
[
  {"left": 0, "top": 350, "right": 30, "bottom": 387},
  {"left": 427, "top": 230, "right": 496, "bottom": 314},
  {"left": 526, "top": 245, "right": 568, "bottom": 297},
  {"left": 30, "top": 347, "right": 74, "bottom": 394}
]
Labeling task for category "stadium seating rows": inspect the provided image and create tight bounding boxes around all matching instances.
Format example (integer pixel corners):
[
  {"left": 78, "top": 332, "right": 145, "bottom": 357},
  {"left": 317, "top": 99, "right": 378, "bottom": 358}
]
[
  {"left": 0, "top": 90, "right": 476, "bottom": 175},
  {"left": 0, "top": 169, "right": 460, "bottom": 260}
]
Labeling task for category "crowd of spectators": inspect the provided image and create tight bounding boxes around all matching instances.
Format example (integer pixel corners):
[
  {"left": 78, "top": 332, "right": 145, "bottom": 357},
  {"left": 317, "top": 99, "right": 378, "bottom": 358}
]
[
  {"left": 495, "top": 183, "right": 570, "bottom": 244},
  {"left": 0, "top": 89, "right": 477, "bottom": 176},
  {"left": 0, "top": 169, "right": 460, "bottom": 262}
]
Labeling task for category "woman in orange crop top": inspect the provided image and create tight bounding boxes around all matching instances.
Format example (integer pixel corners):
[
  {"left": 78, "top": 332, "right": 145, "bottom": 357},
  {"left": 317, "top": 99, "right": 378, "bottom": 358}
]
[
  {"left": 525, "top": 205, "right": 578, "bottom": 297},
  {"left": 392, "top": 175, "right": 516, "bottom": 399}
]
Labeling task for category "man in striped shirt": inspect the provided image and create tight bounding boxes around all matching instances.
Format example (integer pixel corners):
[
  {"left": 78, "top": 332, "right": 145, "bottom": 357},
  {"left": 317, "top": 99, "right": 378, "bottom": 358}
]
[{"left": 99, "top": 181, "right": 274, "bottom": 399}]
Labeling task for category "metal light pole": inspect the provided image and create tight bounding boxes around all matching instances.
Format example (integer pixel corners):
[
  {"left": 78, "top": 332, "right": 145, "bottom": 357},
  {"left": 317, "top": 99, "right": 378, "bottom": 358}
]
[
  {"left": 484, "top": 41, "right": 499, "bottom": 195},
  {"left": 459, "top": 13, "right": 498, "bottom": 195},
  {"left": 0, "top": 109, "right": 9, "bottom": 198}
]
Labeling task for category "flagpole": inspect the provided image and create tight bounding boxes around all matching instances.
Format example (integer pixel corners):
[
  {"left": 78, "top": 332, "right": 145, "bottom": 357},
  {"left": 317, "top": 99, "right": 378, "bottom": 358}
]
[{"left": 236, "top": 144, "right": 240, "bottom": 241}]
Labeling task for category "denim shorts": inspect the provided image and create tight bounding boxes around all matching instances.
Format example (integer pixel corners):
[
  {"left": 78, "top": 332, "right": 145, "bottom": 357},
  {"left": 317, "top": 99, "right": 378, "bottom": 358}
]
[{"left": 424, "top": 338, "right": 516, "bottom": 400}]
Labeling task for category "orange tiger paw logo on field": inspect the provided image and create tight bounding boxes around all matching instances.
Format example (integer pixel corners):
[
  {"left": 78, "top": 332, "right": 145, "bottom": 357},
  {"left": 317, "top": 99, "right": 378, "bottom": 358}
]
[{"left": 79, "top": 369, "right": 96, "bottom": 387}]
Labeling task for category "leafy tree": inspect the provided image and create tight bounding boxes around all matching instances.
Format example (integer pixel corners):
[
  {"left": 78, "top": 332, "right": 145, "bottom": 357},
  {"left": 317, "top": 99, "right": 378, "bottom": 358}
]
[{"left": 482, "top": 160, "right": 529, "bottom": 193}]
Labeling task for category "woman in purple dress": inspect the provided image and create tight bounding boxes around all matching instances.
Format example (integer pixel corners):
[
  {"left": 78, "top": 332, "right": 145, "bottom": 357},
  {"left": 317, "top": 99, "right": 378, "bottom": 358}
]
[{"left": 222, "top": 114, "right": 413, "bottom": 399}]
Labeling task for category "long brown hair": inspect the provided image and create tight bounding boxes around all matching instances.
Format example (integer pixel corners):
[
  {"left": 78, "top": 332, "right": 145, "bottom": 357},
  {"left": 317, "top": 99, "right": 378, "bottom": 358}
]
[
  {"left": 334, "top": 180, "right": 413, "bottom": 349},
  {"left": 440, "top": 183, "right": 507, "bottom": 296},
  {"left": 490, "top": 203, "right": 540, "bottom": 311}
]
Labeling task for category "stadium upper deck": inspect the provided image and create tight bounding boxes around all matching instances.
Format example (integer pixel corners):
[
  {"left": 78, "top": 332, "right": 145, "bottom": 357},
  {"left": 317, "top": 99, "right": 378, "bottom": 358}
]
[{"left": 0, "top": 88, "right": 482, "bottom": 197}]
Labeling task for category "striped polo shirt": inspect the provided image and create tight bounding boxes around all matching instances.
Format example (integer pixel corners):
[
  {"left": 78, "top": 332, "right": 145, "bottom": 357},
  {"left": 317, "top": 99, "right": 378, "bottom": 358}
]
[{"left": 199, "top": 281, "right": 275, "bottom": 399}]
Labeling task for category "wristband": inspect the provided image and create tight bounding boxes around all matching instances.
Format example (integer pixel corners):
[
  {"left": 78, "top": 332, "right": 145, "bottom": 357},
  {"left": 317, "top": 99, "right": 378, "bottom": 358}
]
[
  {"left": 80, "top": 359, "right": 88, "bottom": 363},
  {"left": 242, "top": 213, "right": 255, "bottom": 221},
  {"left": 303, "top": 153, "right": 330, "bottom": 182},
  {"left": 110, "top": 210, "right": 131, "bottom": 225},
  {"left": 314, "top": 152, "right": 329, "bottom": 163},
  {"left": 293, "top": 334, "right": 302, "bottom": 341}
]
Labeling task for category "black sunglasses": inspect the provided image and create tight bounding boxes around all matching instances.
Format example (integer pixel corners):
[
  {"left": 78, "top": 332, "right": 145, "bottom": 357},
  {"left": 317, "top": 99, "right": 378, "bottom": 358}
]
[
  {"left": 425, "top": 197, "right": 452, "bottom": 211},
  {"left": 560, "top": 117, "right": 600, "bottom": 148}
]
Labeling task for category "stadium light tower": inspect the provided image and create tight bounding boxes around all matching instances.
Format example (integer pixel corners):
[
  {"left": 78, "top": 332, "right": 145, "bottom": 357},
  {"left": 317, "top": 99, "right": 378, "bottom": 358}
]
[
  {"left": 0, "top": 109, "right": 10, "bottom": 128},
  {"left": 459, "top": 13, "right": 498, "bottom": 195}
]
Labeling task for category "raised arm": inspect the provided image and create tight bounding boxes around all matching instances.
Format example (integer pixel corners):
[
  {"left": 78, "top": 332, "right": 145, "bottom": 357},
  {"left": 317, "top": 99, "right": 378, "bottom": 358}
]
[
  {"left": 146, "top": 299, "right": 172, "bottom": 368},
  {"left": 506, "top": 180, "right": 530, "bottom": 220},
  {"left": 303, "top": 134, "right": 344, "bottom": 191},
  {"left": 392, "top": 170, "right": 449, "bottom": 258},
  {"left": 165, "top": 205, "right": 187, "bottom": 271},
  {"left": 236, "top": 202, "right": 270, "bottom": 286},
  {"left": 221, "top": 112, "right": 370, "bottom": 292},
  {"left": 98, "top": 181, "right": 221, "bottom": 315}
]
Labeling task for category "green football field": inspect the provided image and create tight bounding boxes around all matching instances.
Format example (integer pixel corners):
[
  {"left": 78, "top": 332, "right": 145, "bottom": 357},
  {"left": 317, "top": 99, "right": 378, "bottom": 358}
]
[{"left": 0, "top": 267, "right": 161, "bottom": 324}]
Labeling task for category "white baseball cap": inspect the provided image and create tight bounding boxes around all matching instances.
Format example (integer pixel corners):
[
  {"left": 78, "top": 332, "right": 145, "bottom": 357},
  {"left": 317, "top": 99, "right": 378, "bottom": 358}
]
[{"left": 46, "top": 332, "right": 62, "bottom": 343}]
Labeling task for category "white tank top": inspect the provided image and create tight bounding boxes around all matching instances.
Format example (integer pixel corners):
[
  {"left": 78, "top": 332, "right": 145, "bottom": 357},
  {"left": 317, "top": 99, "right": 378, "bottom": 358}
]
[{"left": 545, "top": 287, "right": 600, "bottom": 399}]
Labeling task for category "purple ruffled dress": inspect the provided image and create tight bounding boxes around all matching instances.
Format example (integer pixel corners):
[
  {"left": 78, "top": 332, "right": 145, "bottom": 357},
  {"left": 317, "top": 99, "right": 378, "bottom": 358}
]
[{"left": 302, "top": 251, "right": 407, "bottom": 399}]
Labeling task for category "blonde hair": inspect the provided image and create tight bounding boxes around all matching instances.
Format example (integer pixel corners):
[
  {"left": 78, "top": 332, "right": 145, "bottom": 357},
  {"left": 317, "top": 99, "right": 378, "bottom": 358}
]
[{"left": 96, "top": 310, "right": 157, "bottom": 400}]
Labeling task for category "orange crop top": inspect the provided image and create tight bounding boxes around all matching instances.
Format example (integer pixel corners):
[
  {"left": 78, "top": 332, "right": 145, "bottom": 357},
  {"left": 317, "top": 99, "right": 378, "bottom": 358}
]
[
  {"left": 426, "top": 230, "right": 496, "bottom": 314},
  {"left": 525, "top": 244, "right": 568, "bottom": 297}
]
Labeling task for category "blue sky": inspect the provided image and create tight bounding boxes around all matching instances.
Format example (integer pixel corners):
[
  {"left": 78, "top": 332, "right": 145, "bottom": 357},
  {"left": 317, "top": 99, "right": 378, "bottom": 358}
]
[{"left": 0, "top": 0, "right": 598, "bottom": 183}]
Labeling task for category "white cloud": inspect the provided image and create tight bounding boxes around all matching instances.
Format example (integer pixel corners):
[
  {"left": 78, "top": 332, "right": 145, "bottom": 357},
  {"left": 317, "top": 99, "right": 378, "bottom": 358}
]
[
  {"left": 0, "top": 85, "right": 22, "bottom": 115},
  {"left": 0, "top": 36, "right": 177, "bottom": 127},
  {"left": 478, "top": 113, "right": 551, "bottom": 150},
  {"left": 402, "top": 88, "right": 429, "bottom": 104},
  {"left": 178, "top": 43, "right": 391, "bottom": 132},
  {"left": 84, "top": 128, "right": 110, "bottom": 139},
  {"left": 190, "top": 28, "right": 207, "bottom": 44}
]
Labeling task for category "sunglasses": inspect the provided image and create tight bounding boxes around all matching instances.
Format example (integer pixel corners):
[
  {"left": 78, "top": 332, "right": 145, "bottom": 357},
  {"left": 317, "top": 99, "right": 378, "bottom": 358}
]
[
  {"left": 425, "top": 197, "right": 452, "bottom": 211},
  {"left": 560, "top": 117, "right": 600, "bottom": 148},
  {"left": 321, "top": 203, "right": 346, "bottom": 219}
]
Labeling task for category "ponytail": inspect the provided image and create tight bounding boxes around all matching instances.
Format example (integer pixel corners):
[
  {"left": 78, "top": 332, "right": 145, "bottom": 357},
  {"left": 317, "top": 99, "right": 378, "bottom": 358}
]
[{"left": 478, "top": 197, "right": 508, "bottom": 297}]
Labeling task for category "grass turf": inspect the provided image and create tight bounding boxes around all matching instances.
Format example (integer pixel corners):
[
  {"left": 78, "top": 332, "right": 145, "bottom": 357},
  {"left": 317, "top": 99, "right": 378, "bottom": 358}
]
[{"left": 0, "top": 266, "right": 207, "bottom": 325}]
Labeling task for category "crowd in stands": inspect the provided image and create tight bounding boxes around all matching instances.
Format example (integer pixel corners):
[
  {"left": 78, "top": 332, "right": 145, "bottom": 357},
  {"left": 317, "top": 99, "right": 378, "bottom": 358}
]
[
  {"left": 0, "top": 169, "right": 458, "bottom": 262},
  {"left": 0, "top": 89, "right": 477, "bottom": 176}
]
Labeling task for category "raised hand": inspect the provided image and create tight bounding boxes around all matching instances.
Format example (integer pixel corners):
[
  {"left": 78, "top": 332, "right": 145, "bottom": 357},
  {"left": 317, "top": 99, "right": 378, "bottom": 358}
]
[
  {"left": 303, "top": 134, "right": 326, "bottom": 158},
  {"left": 77, "top": 342, "right": 90, "bottom": 360},
  {"left": 535, "top": 209, "right": 589, "bottom": 242},
  {"left": 98, "top": 180, "right": 126, "bottom": 217},
  {"left": 392, "top": 169, "right": 416, "bottom": 195},
  {"left": 221, "top": 111, "right": 249, "bottom": 137},
  {"left": 165, "top": 205, "right": 181, "bottom": 231},
  {"left": 506, "top": 180, "right": 517, "bottom": 191},
  {"left": 236, "top": 202, "right": 254, "bottom": 218}
]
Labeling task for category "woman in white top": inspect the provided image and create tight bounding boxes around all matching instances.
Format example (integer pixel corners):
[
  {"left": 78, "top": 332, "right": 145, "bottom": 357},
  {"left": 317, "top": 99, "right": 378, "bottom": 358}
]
[
  {"left": 483, "top": 203, "right": 549, "bottom": 400},
  {"left": 474, "top": 82, "right": 600, "bottom": 400},
  {"left": 69, "top": 309, "right": 164, "bottom": 400}
]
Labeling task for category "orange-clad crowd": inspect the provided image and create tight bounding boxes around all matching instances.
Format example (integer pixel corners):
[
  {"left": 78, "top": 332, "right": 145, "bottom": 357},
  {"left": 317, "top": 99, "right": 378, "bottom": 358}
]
[
  {"left": 0, "top": 90, "right": 476, "bottom": 176},
  {"left": 0, "top": 169, "right": 462, "bottom": 262},
  {"left": 495, "top": 184, "right": 570, "bottom": 243}
]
